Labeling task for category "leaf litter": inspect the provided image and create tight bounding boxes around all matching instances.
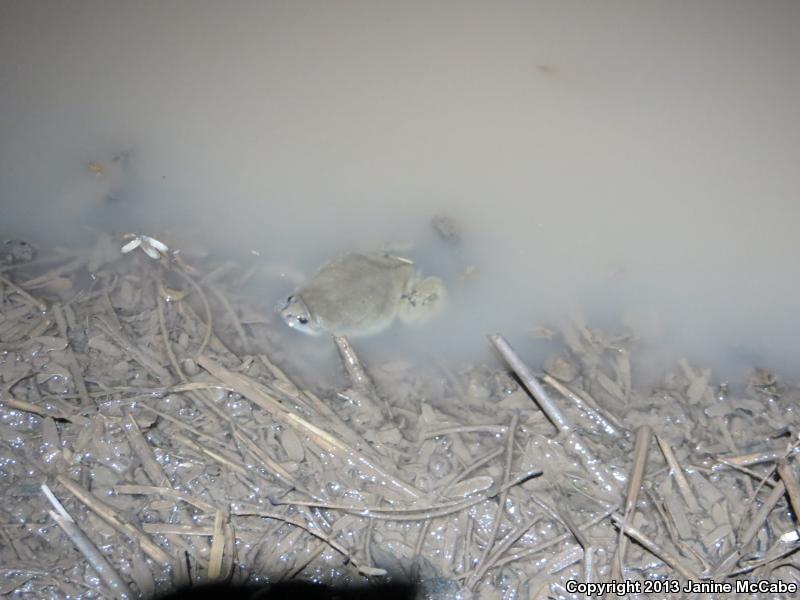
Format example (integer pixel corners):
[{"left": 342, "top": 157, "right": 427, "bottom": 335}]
[{"left": 0, "top": 234, "right": 799, "bottom": 598}]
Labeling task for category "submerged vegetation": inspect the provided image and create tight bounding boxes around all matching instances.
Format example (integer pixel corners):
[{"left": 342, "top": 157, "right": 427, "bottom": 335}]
[{"left": 0, "top": 235, "right": 798, "bottom": 599}]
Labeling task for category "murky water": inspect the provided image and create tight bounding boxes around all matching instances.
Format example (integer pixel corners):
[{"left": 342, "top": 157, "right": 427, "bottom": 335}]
[{"left": 2, "top": 1, "right": 799, "bottom": 379}]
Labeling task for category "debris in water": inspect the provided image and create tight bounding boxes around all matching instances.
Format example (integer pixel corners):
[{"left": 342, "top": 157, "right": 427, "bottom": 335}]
[{"left": 0, "top": 236, "right": 799, "bottom": 598}]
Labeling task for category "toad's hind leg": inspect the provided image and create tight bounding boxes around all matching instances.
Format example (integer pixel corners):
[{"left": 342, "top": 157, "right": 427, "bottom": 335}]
[{"left": 398, "top": 276, "right": 446, "bottom": 325}]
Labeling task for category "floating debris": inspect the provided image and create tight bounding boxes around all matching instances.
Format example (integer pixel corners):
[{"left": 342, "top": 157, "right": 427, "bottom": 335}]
[{"left": 120, "top": 233, "right": 170, "bottom": 260}]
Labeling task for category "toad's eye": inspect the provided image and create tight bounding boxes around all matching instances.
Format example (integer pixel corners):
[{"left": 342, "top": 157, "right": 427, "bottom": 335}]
[{"left": 297, "top": 316, "right": 309, "bottom": 325}]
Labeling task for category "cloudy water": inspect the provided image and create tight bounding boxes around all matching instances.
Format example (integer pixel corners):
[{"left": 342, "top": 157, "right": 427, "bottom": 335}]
[{"left": 2, "top": 1, "right": 799, "bottom": 380}]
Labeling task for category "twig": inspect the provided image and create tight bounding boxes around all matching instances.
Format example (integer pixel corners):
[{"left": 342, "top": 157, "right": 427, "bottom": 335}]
[
  {"left": 41, "top": 484, "right": 132, "bottom": 600},
  {"left": 232, "top": 429, "right": 318, "bottom": 498},
  {"left": 415, "top": 447, "right": 505, "bottom": 556},
  {"left": 232, "top": 508, "right": 386, "bottom": 577},
  {"left": 332, "top": 335, "right": 395, "bottom": 420},
  {"left": 209, "top": 285, "right": 250, "bottom": 352},
  {"left": 207, "top": 509, "right": 226, "bottom": 580},
  {"left": 170, "top": 264, "right": 213, "bottom": 357},
  {"left": 715, "top": 480, "right": 788, "bottom": 576},
  {"left": 0, "top": 273, "right": 47, "bottom": 311},
  {"left": 776, "top": 459, "right": 800, "bottom": 522},
  {"left": 717, "top": 447, "right": 800, "bottom": 468},
  {"left": 20, "top": 257, "right": 86, "bottom": 289},
  {"left": 610, "top": 426, "right": 652, "bottom": 580},
  {"left": 197, "top": 355, "right": 422, "bottom": 500},
  {"left": 121, "top": 412, "right": 171, "bottom": 487},
  {"left": 141, "top": 524, "right": 214, "bottom": 536},
  {"left": 0, "top": 396, "right": 83, "bottom": 423},
  {"left": 655, "top": 435, "right": 700, "bottom": 513},
  {"left": 467, "top": 413, "right": 519, "bottom": 590},
  {"left": 94, "top": 317, "right": 173, "bottom": 383},
  {"left": 333, "top": 336, "right": 373, "bottom": 391},
  {"left": 484, "top": 507, "right": 617, "bottom": 571},
  {"left": 52, "top": 305, "right": 93, "bottom": 409},
  {"left": 156, "top": 290, "right": 187, "bottom": 382},
  {"left": 542, "top": 374, "right": 623, "bottom": 436},
  {"left": 488, "top": 335, "right": 569, "bottom": 432},
  {"left": 114, "top": 485, "right": 216, "bottom": 513},
  {"left": 56, "top": 474, "right": 172, "bottom": 564},
  {"left": 611, "top": 513, "right": 700, "bottom": 580},
  {"left": 171, "top": 431, "right": 252, "bottom": 480},
  {"left": 489, "top": 334, "right": 616, "bottom": 494},
  {"left": 423, "top": 425, "right": 507, "bottom": 438}
]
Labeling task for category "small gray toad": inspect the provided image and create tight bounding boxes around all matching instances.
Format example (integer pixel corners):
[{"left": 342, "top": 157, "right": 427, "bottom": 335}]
[{"left": 279, "top": 253, "right": 445, "bottom": 337}]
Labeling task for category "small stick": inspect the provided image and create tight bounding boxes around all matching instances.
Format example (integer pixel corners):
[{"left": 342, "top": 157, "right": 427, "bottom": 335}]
[
  {"left": 53, "top": 305, "right": 92, "bottom": 407},
  {"left": 333, "top": 335, "right": 394, "bottom": 419},
  {"left": 717, "top": 416, "right": 755, "bottom": 499},
  {"left": 99, "top": 291, "right": 125, "bottom": 332},
  {"left": 289, "top": 387, "right": 379, "bottom": 461},
  {"left": 551, "top": 505, "right": 590, "bottom": 554},
  {"left": 489, "top": 335, "right": 569, "bottom": 432},
  {"left": 480, "top": 506, "right": 617, "bottom": 572},
  {"left": 584, "top": 546, "right": 596, "bottom": 599},
  {"left": 271, "top": 493, "right": 485, "bottom": 518},
  {"left": 610, "top": 426, "right": 652, "bottom": 580},
  {"left": 170, "top": 265, "right": 213, "bottom": 357},
  {"left": 114, "top": 485, "right": 216, "bottom": 513},
  {"left": 26, "top": 317, "right": 53, "bottom": 338},
  {"left": 776, "top": 459, "right": 800, "bottom": 521},
  {"left": 611, "top": 513, "right": 699, "bottom": 580},
  {"left": 94, "top": 317, "right": 173, "bottom": 383},
  {"left": 656, "top": 435, "right": 700, "bottom": 513},
  {"left": 121, "top": 412, "right": 171, "bottom": 487},
  {"left": 423, "top": 425, "right": 507, "bottom": 438},
  {"left": 715, "top": 480, "right": 788, "bottom": 576},
  {"left": 257, "top": 358, "right": 376, "bottom": 454},
  {"left": 207, "top": 510, "right": 226, "bottom": 580},
  {"left": 137, "top": 404, "right": 232, "bottom": 449},
  {"left": 141, "top": 524, "right": 215, "bottom": 536},
  {"left": 41, "top": 484, "right": 132, "bottom": 600},
  {"left": 274, "top": 468, "right": 541, "bottom": 517},
  {"left": 156, "top": 291, "right": 187, "bottom": 383},
  {"left": 738, "top": 477, "right": 788, "bottom": 549},
  {"left": 56, "top": 474, "right": 172, "bottom": 564},
  {"left": 415, "top": 447, "right": 505, "bottom": 556},
  {"left": 197, "top": 355, "right": 422, "bottom": 500},
  {"left": 0, "top": 273, "right": 47, "bottom": 311},
  {"left": 644, "top": 486, "right": 713, "bottom": 573},
  {"left": 333, "top": 336, "right": 394, "bottom": 420},
  {"left": 20, "top": 256, "right": 86, "bottom": 289},
  {"left": 488, "top": 335, "right": 616, "bottom": 493},
  {"left": 713, "top": 459, "right": 778, "bottom": 487},
  {"left": 232, "top": 429, "right": 317, "bottom": 498},
  {"left": 435, "top": 447, "right": 505, "bottom": 495},
  {"left": 232, "top": 509, "right": 386, "bottom": 577},
  {"left": 717, "top": 447, "right": 800, "bottom": 468},
  {"left": 171, "top": 432, "right": 252, "bottom": 480},
  {"left": 0, "top": 396, "right": 82, "bottom": 423},
  {"left": 467, "top": 413, "right": 519, "bottom": 590},
  {"left": 258, "top": 354, "right": 301, "bottom": 397},
  {"left": 466, "top": 514, "right": 542, "bottom": 584},
  {"left": 546, "top": 545, "right": 584, "bottom": 575},
  {"left": 209, "top": 285, "right": 250, "bottom": 352},
  {"left": 333, "top": 336, "right": 373, "bottom": 390},
  {"left": 542, "top": 374, "right": 623, "bottom": 436}
]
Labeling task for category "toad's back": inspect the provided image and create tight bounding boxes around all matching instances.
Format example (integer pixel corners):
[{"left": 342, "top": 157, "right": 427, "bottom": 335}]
[{"left": 299, "top": 253, "right": 414, "bottom": 335}]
